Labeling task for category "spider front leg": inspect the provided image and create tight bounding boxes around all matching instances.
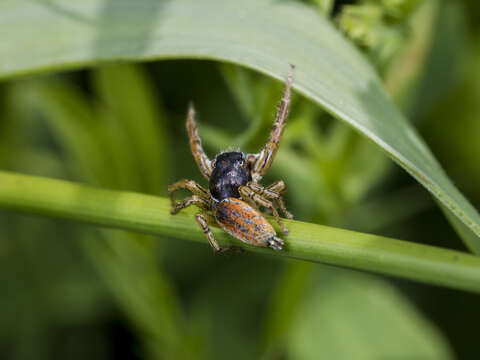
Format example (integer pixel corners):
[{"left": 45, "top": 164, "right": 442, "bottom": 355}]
[
  {"left": 250, "top": 64, "right": 294, "bottom": 182},
  {"left": 246, "top": 181, "right": 293, "bottom": 220},
  {"left": 239, "top": 186, "right": 289, "bottom": 234},
  {"left": 186, "top": 104, "right": 213, "bottom": 180}
]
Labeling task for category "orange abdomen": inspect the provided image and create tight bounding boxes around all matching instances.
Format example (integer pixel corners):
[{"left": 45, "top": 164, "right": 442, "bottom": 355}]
[{"left": 215, "top": 198, "right": 276, "bottom": 247}]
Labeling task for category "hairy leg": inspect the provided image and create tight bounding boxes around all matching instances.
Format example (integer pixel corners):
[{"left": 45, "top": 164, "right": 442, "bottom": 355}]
[
  {"left": 171, "top": 195, "right": 211, "bottom": 215},
  {"left": 168, "top": 179, "right": 209, "bottom": 206},
  {"left": 266, "top": 180, "right": 287, "bottom": 193},
  {"left": 186, "top": 104, "right": 213, "bottom": 180},
  {"left": 195, "top": 213, "right": 241, "bottom": 253},
  {"left": 250, "top": 65, "right": 294, "bottom": 182},
  {"left": 245, "top": 181, "right": 293, "bottom": 219},
  {"left": 195, "top": 213, "right": 222, "bottom": 252},
  {"left": 239, "top": 186, "right": 289, "bottom": 234}
]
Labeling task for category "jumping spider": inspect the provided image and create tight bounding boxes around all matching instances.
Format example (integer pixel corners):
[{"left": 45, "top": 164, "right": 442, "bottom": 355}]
[{"left": 169, "top": 65, "right": 295, "bottom": 252}]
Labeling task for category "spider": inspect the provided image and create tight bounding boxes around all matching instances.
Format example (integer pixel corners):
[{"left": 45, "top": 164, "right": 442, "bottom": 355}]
[{"left": 168, "top": 65, "right": 295, "bottom": 252}]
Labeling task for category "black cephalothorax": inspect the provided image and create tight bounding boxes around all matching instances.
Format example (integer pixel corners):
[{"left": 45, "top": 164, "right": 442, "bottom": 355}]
[{"left": 209, "top": 152, "right": 251, "bottom": 201}]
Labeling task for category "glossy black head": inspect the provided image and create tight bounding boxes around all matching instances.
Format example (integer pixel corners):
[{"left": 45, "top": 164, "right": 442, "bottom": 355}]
[{"left": 209, "top": 152, "right": 251, "bottom": 201}]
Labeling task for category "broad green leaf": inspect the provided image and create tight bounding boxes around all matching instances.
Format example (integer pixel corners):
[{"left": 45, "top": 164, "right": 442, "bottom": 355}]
[
  {"left": 259, "top": 262, "right": 453, "bottom": 360},
  {"left": 287, "top": 267, "right": 453, "bottom": 360},
  {"left": 310, "top": 0, "right": 334, "bottom": 16},
  {"left": 1, "top": 0, "right": 479, "bottom": 251}
]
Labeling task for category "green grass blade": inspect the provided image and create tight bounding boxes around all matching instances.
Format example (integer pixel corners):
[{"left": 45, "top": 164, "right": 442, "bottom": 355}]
[
  {"left": 0, "top": 170, "right": 479, "bottom": 293},
  {"left": 1, "top": 0, "right": 478, "bottom": 251},
  {"left": 92, "top": 64, "right": 168, "bottom": 194},
  {"left": 19, "top": 80, "right": 108, "bottom": 185}
]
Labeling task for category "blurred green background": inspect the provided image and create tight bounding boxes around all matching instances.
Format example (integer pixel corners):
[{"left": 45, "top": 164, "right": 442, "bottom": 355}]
[{"left": 1, "top": 0, "right": 480, "bottom": 359}]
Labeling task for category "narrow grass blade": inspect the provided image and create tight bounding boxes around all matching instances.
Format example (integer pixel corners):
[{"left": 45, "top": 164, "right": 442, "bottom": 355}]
[{"left": 0, "top": 171, "right": 479, "bottom": 293}]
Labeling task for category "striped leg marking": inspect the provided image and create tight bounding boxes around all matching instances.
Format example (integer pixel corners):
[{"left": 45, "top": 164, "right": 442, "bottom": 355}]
[
  {"left": 246, "top": 181, "right": 293, "bottom": 219},
  {"left": 171, "top": 195, "right": 211, "bottom": 215},
  {"left": 168, "top": 179, "right": 210, "bottom": 207},
  {"left": 239, "top": 186, "right": 289, "bottom": 234},
  {"left": 195, "top": 213, "right": 240, "bottom": 253},
  {"left": 195, "top": 213, "right": 221, "bottom": 252}
]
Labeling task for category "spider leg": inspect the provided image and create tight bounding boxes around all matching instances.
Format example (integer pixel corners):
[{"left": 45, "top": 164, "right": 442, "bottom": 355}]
[
  {"left": 195, "top": 213, "right": 221, "bottom": 252},
  {"left": 266, "top": 181, "right": 293, "bottom": 219},
  {"left": 171, "top": 195, "right": 211, "bottom": 215},
  {"left": 168, "top": 179, "right": 210, "bottom": 207},
  {"left": 266, "top": 180, "right": 287, "bottom": 193},
  {"left": 195, "top": 213, "right": 241, "bottom": 253},
  {"left": 250, "top": 65, "right": 294, "bottom": 182},
  {"left": 246, "top": 181, "right": 293, "bottom": 219},
  {"left": 186, "top": 104, "right": 213, "bottom": 180},
  {"left": 239, "top": 185, "right": 289, "bottom": 234},
  {"left": 247, "top": 180, "right": 285, "bottom": 198},
  {"left": 273, "top": 198, "right": 293, "bottom": 220}
]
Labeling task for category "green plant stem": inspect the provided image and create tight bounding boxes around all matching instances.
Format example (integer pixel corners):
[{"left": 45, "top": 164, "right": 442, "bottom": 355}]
[{"left": 1, "top": 170, "right": 479, "bottom": 293}]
